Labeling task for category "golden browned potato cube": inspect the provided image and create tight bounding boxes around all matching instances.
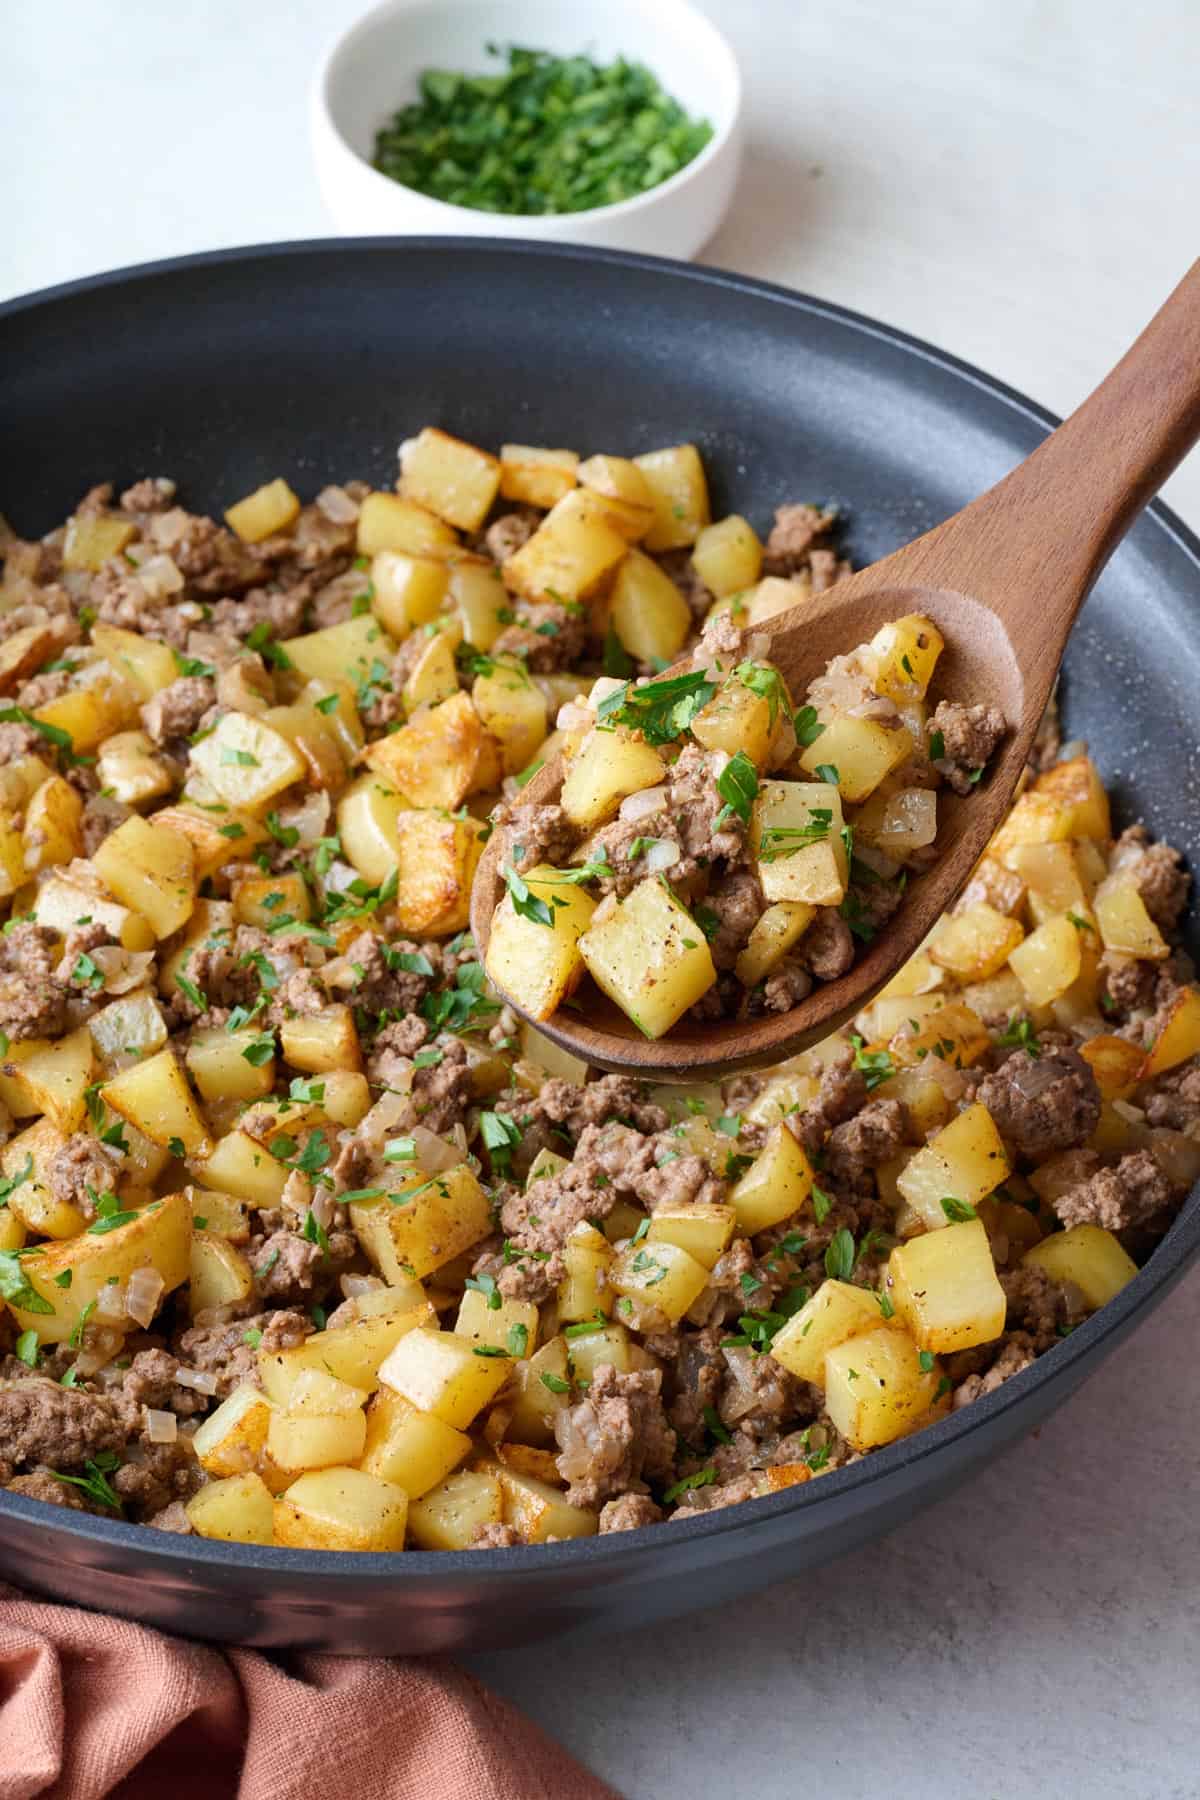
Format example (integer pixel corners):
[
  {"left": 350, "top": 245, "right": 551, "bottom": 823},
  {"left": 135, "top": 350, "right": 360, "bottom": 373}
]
[
  {"left": 499, "top": 443, "right": 579, "bottom": 509},
  {"left": 186, "top": 1186, "right": 250, "bottom": 1243},
  {"left": 608, "top": 548, "right": 693, "bottom": 664},
  {"left": 484, "top": 863, "right": 596, "bottom": 1022},
  {"left": 1093, "top": 875, "right": 1170, "bottom": 961},
  {"left": 357, "top": 492, "right": 459, "bottom": 557},
  {"left": 34, "top": 677, "right": 138, "bottom": 752},
  {"left": 351, "top": 1164, "right": 494, "bottom": 1284},
  {"left": 392, "top": 808, "right": 484, "bottom": 937},
  {"left": 633, "top": 445, "right": 711, "bottom": 550},
  {"left": 895, "top": 1102, "right": 1011, "bottom": 1230},
  {"left": 103, "top": 1046, "right": 209, "bottom": 1153},
  {"left": 928, "top": 904, "right": 1025, "bottom": 983},
  {"left": 577, "top": 453, "right": 657, "bottom": 511},
  {"left": 647, "top": 1202, "right": 736, "bottom": 1271},
  {"left": 610, "top": 1237, "right": 709, "bottom": 1323},
  {"left": 564, "top": 1322, "right": 640, "bottom": 1383},
  {"left": 90, "top": 622, "right": 178, "bottom": 697},
  {"left": 4, "top": 1027, "right": 95, "bottom": 1132},
  {"left": 1022, "top": 1224, "right": 1137, "bottom": 1309},
  {"left": 188, "top": 711, "right": 307, "bottom": 812},
  {"left": 225, "top": 477, "right": 301, "bottom": 543},
  {"left": 267, "top": 1407, "right": 367, "bottom": 1473},
  {"left": 768, "top": 1280, "right": 883, "bottom": 1385},
  {"left": 692, "top": 514, "right": 763, "bottom": 598},
  {"left": 798, "top": 714, "right": 912, "bottom": 803},
  {"left": 579, "top": 876, "right": 717, "bottom": 1038},
  {"left": 154, "top": 804, "right": 267, "bottom": 882},
  {"left": 369, "top": 549, "right": 450, "bottom": 640},
  {"left": 336, "top": 772, "right": 406, "bottom": 888},
  {"left": 22, "top": 775, "right": 83, "bottom": 871},
  {"left": 0, "top": 811, "right": 23, "bottom": 898},
  {"left": 282, "top": 613, "right": 395, "bottom": 692},
  {"left": 2, "top": 1119, "right": 87, "bottom": 1239},
  {"left": 503, "top": 488, "right": 629, "bottom": 603},
  {"left": 887, "top": 999, "right": 990, "bottom": 1071},
  {"left": 187, "top": 1471, "right": 276, "bottom": 1546},
  {"left": 0, "top": 622, "right": 60, "bottom": 695},
  {"left": 4, "top": 1189, "right": 191, "bottom": 1343},
  {"left": 866, "top": 614, "right": 945, "bottom": 701},
  {"left": 734, "top": 901, "right": 817, "bottom": 988},
  {"left": 279, "top": 1006, "right": 362, "bottom": 1075},
  {"left": 1004, "top": 840, "right": 1089, "bottom": 923},
  {"left": 188, "top": 1229, "right": 255, "bottom": 1317},
  {"left": 260, "top": 701, "right": 347, "bottom": 792},
  {"left": 448, "top": 558, "right": 508, "bottom": 648},
  {"left": 377, "top": 1325, "right": 511, "bottom": 1428},
  {"left": 454, "top": 1286, "right": 540, "bottom": 1353},
  {"left": 489, "top": 1461, "right": 597, "bottom": 1544},
  {"left": 472, "top": 660, "right": 548, "bottom": 775},
  {"left": 232, "top": 870, "right": 310, "bottom": 932},
  {"left": 729, "top": 1122, "right": 816, "bottom": 1235},
  {"left": 401, "top": 631, "right": 459, "bottom": 711},
  {"left": 189, "top": 1128, "right": 289, "bottom": 1207},
  {"left": 92, "top": 813, "right": 195, "bottom": 939},
  {"left": 362, "top": 690, "right": 485, "bottom": 810},
  {"left": 257, "top": 1303, "right": 434, "bottom": 1404},
  {"left": 1138, "top": 984, "right": 1200, "bottom": 1078},
  {"left": 274, "top": 1467, "right": 408, "bottom": 1551},
  {"left": 61, "top": 511, "right": 137, "bottom": 571},
  {"left": 559, "top": 727, "right": 666, "bottom": 831},
  {"left": 398, "top": 427, "right": 501, "bottom": 532},
  {"left": 1031, "top": 754, "right": 1111, "bottom": 839},
  {"left": 692, "top": 677, "right": 776, "bottom": 771},
  {"left": 95, "top": 731, "right": 174, "bottom": 809},
  {"left": 0, "top": 752, "right": 54, "bottom": 810},
  {"left": 86, "top": 990, "right": 168, "bottom": 1073},
  {"left": 192, "top": 1383, "right": 274, "bottom": 1477},
  {"left": 361, "top": 1390, "right": 471, "bottom": 1496},
  {"left": 407, "top": 1467, "right": 503, "bottom": 1550},
  {"left": 1007, "top": 912, "right": 1083, "bottom": 1004},
  {"left": 556, "top": 1221, "right": 615, "bottom": 1321},
  {"left": 887, "top": 1218, "right": 1006, "bottom": 1353},
  {"left": 824, "top": 1326, "right": 945, "bottom": 1450},
  {"left": 753, "top": 779, "right": 848, "bottom": 905}
]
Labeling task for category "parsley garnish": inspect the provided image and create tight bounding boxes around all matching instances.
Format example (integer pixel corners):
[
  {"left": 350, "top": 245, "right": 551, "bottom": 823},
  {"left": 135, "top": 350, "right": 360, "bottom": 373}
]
[
  {"left": 173, "top": 650, "right": 215, "bottom": 680},
  {"left": 940, "top": 1196, "right": 977, "bottom": 1223},
  {"left": 733, "top": 660, "right": 787, "bottom": 726},
  {"left": 758, "top": 810, "right": 832, "bottom": 861},
  {"left": 502, "top": 864, "right": 553, "bottom": 927},
  {"left": 595, "top": 668, "right": 718, "bottom": 745},
  {"left": 929, "top": 728, "right": 946, "bottom": 762},
  {"left": 48, "top": 1452, "right": 123, "bottom": 1512},
  {"left": 662, "top": 1466, "right": 716, "bottom": 1504},
  {"left": 824, "top": 1227, "right": 856, "bottom": 1281},
  {"left": 0, "top": 1252, "right": 54, "bottom": 1314},
  {"left": 793, "top": 704, "right": 826, "bottom": 747},
  {"left": 714, "top": 750, "right": 758, "bottom": 827},
  {"left": 479, "top": 1110, "right": 522, "bottom": 1178},
  {"left": 850, "top": 1035, "right": 894, "bottom": 1090},
  {"left": 997, "top": 1013, "right": 1040, "bottom": 1056},
  {"left": 507, "top": 1322, "right": 529, "bottom": 1358}
]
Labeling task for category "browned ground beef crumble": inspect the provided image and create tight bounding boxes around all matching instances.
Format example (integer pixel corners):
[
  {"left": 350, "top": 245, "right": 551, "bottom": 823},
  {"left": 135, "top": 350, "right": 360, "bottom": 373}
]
[{"left": 0, "top": 462, "right": 1194, "bottom": 1550}]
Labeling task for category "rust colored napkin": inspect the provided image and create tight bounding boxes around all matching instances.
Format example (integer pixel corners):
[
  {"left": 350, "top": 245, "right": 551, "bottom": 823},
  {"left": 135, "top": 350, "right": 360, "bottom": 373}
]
[{"left": 0, "top": 1584, "right": 618, "bottom": 1800}]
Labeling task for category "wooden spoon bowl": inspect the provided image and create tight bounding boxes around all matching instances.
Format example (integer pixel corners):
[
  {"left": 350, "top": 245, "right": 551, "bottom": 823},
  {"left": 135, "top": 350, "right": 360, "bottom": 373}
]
[{"left": 471, "top": 261, "right": 1200, "bottom": 1077}]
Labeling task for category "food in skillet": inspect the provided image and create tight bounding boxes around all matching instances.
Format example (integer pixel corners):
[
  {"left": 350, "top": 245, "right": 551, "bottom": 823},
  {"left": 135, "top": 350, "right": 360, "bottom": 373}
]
[{"left": 0, "top": 435, "right": 1196, "bottom": 1553}]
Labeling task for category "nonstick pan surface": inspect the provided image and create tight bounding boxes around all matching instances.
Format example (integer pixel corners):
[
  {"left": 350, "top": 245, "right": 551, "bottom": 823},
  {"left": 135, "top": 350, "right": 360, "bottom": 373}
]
[{"left": 2, "top": 240, "right": 1199, "bottom": 1653}]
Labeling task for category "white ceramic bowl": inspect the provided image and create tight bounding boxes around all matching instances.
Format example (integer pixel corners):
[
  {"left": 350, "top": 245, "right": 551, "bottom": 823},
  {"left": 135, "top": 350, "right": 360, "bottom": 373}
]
[{"left": 311, "top": 0, "right": 743, "bottom": 258}]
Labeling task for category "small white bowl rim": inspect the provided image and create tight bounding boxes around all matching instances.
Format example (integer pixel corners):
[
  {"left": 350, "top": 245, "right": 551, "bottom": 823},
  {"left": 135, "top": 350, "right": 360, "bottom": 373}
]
[{"left": 313, "top": 0, "right": 743, "bottom": 227}]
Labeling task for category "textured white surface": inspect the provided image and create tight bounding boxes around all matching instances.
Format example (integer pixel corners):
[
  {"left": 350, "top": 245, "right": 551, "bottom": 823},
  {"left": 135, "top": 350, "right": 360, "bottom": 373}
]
[{"left": 5, "top": 3, "right": 1200, "bottom": 1795}]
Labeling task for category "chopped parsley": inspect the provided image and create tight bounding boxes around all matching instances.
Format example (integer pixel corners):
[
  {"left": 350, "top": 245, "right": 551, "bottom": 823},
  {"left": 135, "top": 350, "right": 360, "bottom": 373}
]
[
  {"left": 714, "top": 750, "right": 758, "bottom": 827},
  {"left": 940, "top": 1196, "right": 977, "bottom": 1223},
  {"left": 502, "top": 863, "right": 553, "bottom": 927},
  {"left": 823, "top": 1227, "right": 856, "bottom": 1281},
  {"left": 997, "top": 1013, "right": 1040, "bottom": 1056},
  {"left": 595, "top": 668, "right": 718, "bottom": 745},
  {"left": 850, "top": 1035, "right": 894, "bottom": 1091},
  {"left": 48, "top": 1451, "right": 123, "bottom": 1512},
  {"left": 464, "top": 1271, "right": 503, "bottom": 1312},
  {"left": 793, "top": 704, "right": 826, "bottom": 747},
  {"left": 662, "top": 1466, "right": 716, "bottom": 1504}
]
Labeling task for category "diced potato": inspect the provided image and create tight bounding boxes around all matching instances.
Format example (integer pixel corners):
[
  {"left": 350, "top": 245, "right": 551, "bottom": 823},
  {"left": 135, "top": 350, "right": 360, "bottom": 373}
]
[
  {"left": 691, "top": 514, "right": 763, "bottom": 598},
  {"left": 472, "top": 660, "right": 547, "bottom": 776},
  {"left": 5, "top": 1027, "right": 95, "bottom": 1132},
  {"left": 282, "top": 613, "right": 395, "bottom": 694},
  {"left": 729, "top": 1123, "right": 816, "bottom": 1235},
  {"left": 34, "top": 677, "right": 138, "bottom": 753},
  {"left": 259, "top": 700, "right": 348, "bottom": 792},
  {"left": 225, "top": 477, "right": 300, "bottom": 543},
  {"left": 929, "top": 904, "right": 1025, "bottom": 982},
  {"left": 378, "top": 1325, "right": 512, "bottom": 1428},
  {"left": 61, "top": 510, "right": 137, "bottom": 570},
  {"left": 1074, "top": 1033, "right": 1144, "bottom": 1101},
  {"left": 361, "top": 1389, "right": 471, "bottom": 1495},
  {"left": 647, "top": 1202, "right": 736, "bottom": 1270},
  {"left": 610, "top": 1237, "right": 709, "bottom": 1324},
  {"left": 455, "top": 1286, "right": 539, "bottom": 1352},
  {"left": 559, "top": 727, "right": 665, "bottom": 831},
  {"left": 634, "top": 445, "right": 710, "bottom": 550},
  {"left": 489, "top": 1460, "right": 597, "bottom": 1544},
  {"left": 4, "top": 1189, "right": 191, "bottom": 1342},
  {"left": 734, "top": 902, "right": 816, "bottom": 989},
  {"left": 103, "top": 1046, "right": 208, "bottom": 1153},
  {"left": 875, "top": 948, "right": 945, "bottom": 1003},
  {"left": 798, "top": 714, "right": 912, "bottom": 803},
  {"left": 357, "top": 492, "right": 459, "bottom": 557},
  {"left": 1023, "top": 1224, "right": 1138, "bottom": 1308},
  {"left": 895, "top": 1103, "right": 1011, "bottom": 1230},
  {"left": 274, "top": 1467, "right": 408, "bottom": 1551},
  {"left": 407, "top": 1467, "right": 503, "bottom": 1550},
  {"left": 398, "top": 427, "right": 501, "bottom": 532},
  {"left": 824, "top": 1326, "right": 945, "bottom": 1450},
  {"left": 369, "top": 551, "right": 449, "bottom": 639},
  {"left": 257, "top": 1301, "right": 434, "bottom": 1404},
  {"left": 33, "top": 873, "right": 153, "bottom": 952},
  {"left": 691, "top": 678, "right": 775, "bottom": 772},
  {"left": 608, "top": 548, "right": 693, "bottom": 664},
  {"left": 499, "top": 443, "right": 579, "bottom": 509},
  {"left": 278, "top": 1006, "right": 362, "bottom": 1076},
  {"left": 351, "top": 1164, "right": 494, "bottom": 1284},
  {"left": 362, "top": 690, "right": 486, "bottom": 810},
  {"left": 192, "top": 1383, "right": 274, "bottom": 1477},
  {"left": 447, "top": 558, "right": 509, "bottom": 648},
  {"left": 187, "top": 1186, "right": 250, "bottom": 1242},
  {"left": 95, "top": 731, "right": 174, "bottom": 809},
  {"left": 753, "top": 780, "right": 848, "bottom": 905},
  {"left": 0, "top": 811, "right": 23, "bottom": 897},
  {"left": 92, "top": 814, "right": 195, "bottom": 940},
  {"left": 188, "top": 711, "right": 306, "bottom": 811},
  {"left": 887, "top": 1218, "right": 1006, "bottom": 1353},
  {"left": 1008, "top": 913, "right": 1083, "bottom": 1004},
  {"left": 267, "top": 1407, "right": 367, "bottom": 1472},
  {"left": 1094, "top": 876, "right": 1170, "bottom": 961},
  {"left": 231, "top": 871, "right": 309, "bottom": 935},
  {"left": 285, "top": 1369, "right": 371, "bottom": 1415},
  {"left": 1138, "top": 984, "right": 1200, "bottom": 1078},
  {"left": 89, "top": 622, "right": 178, "bottom": 698},
  {"left": 0, "top": 623, "right": 60, "bottom": 694},
  {"left": 556, "top": 1221, "right": 615, "bottom": 1321},
  {"left": 396, "top": 629, "right": 456, "bottom": 711},
  {"left": 0, "top": 752, "right": 53, "bottom": 810},
  {"left": 506, "top": 1335, "right": 571, "bottom": 1446},
  {"left": 2, "top": 1119, "right": 87, "bottom": 1239},
  {"left": 1005, "top": 840, "right": 1089, "bottom": 922},
  {"left": 503, "top": 488, "right": 628, "bottom": 603},
  {"left": 1032, "top": 754, "right": 1111, "bottom": 840},
  {"left": 854, "top": 991, "right": 943, "bottom": 1046},
  {"left": 22, "top": 776, "right": 83, "bottom": 872},
  {"left": 863, "top": 787, "right": 939, "bottom": 858},
  {"left": 865, "top": 614, "right": 945, "bottom": 701},
  {"left": 888, "top": 1000, "right": 991, "bottom": 1071},
  {"left": 769, "top": 1280, "right": 883, "bottom": 1385},
  {"left": 485, "top": 862, "right": 596, "bottom": 1022},
  {"left": 189, "top": 1230, "right": 254, "bottom": 1317},
  {"left": 336, "top": 772, "right": 407, "bottom": 888},
  {"left": 190, "top": 1128, "right": 288, "bottom": 1207},
  {"left": 84, "top": 991, "right": 167, "bottom": 1076},
  {"left": 392, "top": 808, "right": 485, "bottom": 937},
  {"left": 186, "top": 1471, "right": 276, "bottom": 1546},
  {"left": 579, "top": 876, "right": 717, "bottom": 1038},
  {"left": 154, "top": 804, "right": 267, "bottom": 881},
  {"left": 742, "top": 1069, "right": 821, "bottom": 1130},
  {"left": 577, "top": 453, "right": 657, "bottom": 512},
  {"left": 565, "top": 1321, "right": 640, "bottom": 1382}
]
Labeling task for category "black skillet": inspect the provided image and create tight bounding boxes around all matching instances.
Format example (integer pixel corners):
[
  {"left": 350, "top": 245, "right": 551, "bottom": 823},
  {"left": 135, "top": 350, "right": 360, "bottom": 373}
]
[{"left": 1, "top": 241, "right": 1198, "bottom": 1654}]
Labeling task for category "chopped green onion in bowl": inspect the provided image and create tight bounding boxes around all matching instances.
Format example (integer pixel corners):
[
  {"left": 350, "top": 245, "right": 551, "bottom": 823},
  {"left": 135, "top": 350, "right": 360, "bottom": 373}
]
[{"left": 372, "top": 43, "right": 714, "bottom": 217}]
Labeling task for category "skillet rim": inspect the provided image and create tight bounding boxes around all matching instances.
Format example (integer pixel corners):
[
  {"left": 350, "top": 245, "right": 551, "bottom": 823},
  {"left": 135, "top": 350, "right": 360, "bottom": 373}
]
[{"left": 2, "top": 235, "right": 1198, "bottom": 1582}]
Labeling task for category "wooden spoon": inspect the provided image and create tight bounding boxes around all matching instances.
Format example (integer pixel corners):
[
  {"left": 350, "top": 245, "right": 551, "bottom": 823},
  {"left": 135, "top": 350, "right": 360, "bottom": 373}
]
[{"left": 470, "top": 260, "right": 1200, "bottom": 1077}]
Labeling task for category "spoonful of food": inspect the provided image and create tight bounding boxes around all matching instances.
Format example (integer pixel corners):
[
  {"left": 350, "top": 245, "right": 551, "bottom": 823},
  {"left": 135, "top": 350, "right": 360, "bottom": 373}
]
[{"left": 470, "top": 259, "right": 1200, "bottom": 1077}]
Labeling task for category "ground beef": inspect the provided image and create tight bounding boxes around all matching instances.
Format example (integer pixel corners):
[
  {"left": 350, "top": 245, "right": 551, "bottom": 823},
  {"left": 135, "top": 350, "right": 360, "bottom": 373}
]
[
  {"left": 0, "top": 1379, "right": 124, "bottom": 1471},
  {"left": 976, "top": 1049, "right": 1101, "bottom": 1157},
  {"left": 268, "top": 967, "right": 328, "bottom": 1026},
  {"left": 501, "top": 802, "right": 577, "bottom": 872},
  {"left": 79, "top": 793, "right": 133, "bottom": 856},
  {"left": 206, "top": 585, "right": 309, "bottom": 641},
  {"left": 666, "top": 743, "right": 746, "bottom": 867},
  {"left": 365, "top": 1015, "right": 432, "bottom": 1090},
  {"left": 110, "top": 1349, "right": 208, "bottom": 1432},
  {"left": 952, "top": 1333, "right": 1037, "bottom": 1408},
  {"left": 1109, "top": 825, "right": 1191, "bottom": 932},
  {"left": 498, "top": 1136, "right": 617, "bottom": 1258},
  {"left": 801, "top": 907, "right": 855, "bottom": 981},
  {"left": 704, "top": 869, "right": 765, "bottom": 971},
  {"left": 0, "top": 923, "right": 70, "bottom": 1042},
  {"left": 174, "top": 1308, "right": 312, "bottom": 1397},
  {"left": 46, "top": 1134, "right": 123, "bottom": 1220},
  {"left": 1100, "top": 951, "right": 1158, "bottom": 1015},
  {"left": 331, "top": 929, "right": 438, "bottom": 1018},
  {"left": 121, "top": 477, "right": 177, "bottom": 514},
  {"left": 141, "top": 675, "right": 216, "bottom": 745},
  {"left": 171, "top": 925, "right": 298, "bottom": 1026},
  {"left": 471, "top": 1522, "right": 522, "bottom": 1548},
  {"left": 113, "top": 1439, "right": 202, "bottom": 1519},
  {"left": 1053, "top": 1149, "right": 1176, "bottom": 1234},
  {"left": 762, "top": 503, "right": 839, "bottom": 577},
  {"left": 520, "top": 1073, "right": 669, "bottom": 1142},
  {"left": 252, "top": 1225, "right": 357, "bottom": 1305},
  {"left": 5, "top": 1470, "right": 87, "bottom": 1510},
  {"left": 1143, "top": 1058, "right": 1200, "bottom": 1130},
  {"left": 0, "top": 720, "right": 46, "bottom": 761},
  {"left": 147, "top": 1498, "right": 195, "bottom": 1534},
  {"left": 493, "top": 601, "right": 588, "bottom": 673},
  {"left": 789, "top": 1051, "right": 868, "bottom": 1157},
  {"left": 409, "top": 1038, "right": 473, "bottom": 1133},
  {"left": 598, "top": 1493, "right": 664, "bottom": 1532},
  {"left": 485, "top": 509, "right": 539, "bottom": 564},
  {"left": 146, "top": 511, "right": 260, "bottom": 595},
  {"left": 554, "top": 1365, "right": 676, "bottom": 1508},
  {"left": 1000, "top": 1265, "right": 1084, "bottom": 1351},
  {"left": 825, "top": 1098, "right": 909, "bottom": 1186},
  {"left": 929, "top": 700, "right": 1007, "bottom": 794},
  {"left": 761, "top": 958, "right": 814, "bottom": 1012},
  {"left": 14, "top": 669, "right": 72, "bottom": 711}
]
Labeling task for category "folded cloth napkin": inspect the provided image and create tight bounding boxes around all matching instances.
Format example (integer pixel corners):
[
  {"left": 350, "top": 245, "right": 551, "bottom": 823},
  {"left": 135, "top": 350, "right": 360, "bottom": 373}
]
[{"left": 0, "top": 1584, "right": 618, "bottom": 1800}]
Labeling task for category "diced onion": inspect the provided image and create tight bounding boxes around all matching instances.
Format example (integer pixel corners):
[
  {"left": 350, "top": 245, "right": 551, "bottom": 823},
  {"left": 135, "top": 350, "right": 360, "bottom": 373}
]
[
  {"left": 91, "top": 946, "right": 156, "bottom": 996},
  {"left": 144, "top": 1408, "right": 178, "bottom": 1444},
  {"left": 410, "top": 1124, "right": 463, "bottom": 1173},
  {"left": 746, "top": 632, "right": 770, "bottom": 662},
  {"left": 556, "top": 701, "right": 593, "bottom": 732},
  {"left": 95, "top": 1280, "right": 127, "bottom": 1324},
  {"left": 708, "top": 749, "right": 731, "bottom": 777},
  {"left": 879, "top": 788, "right": 938, "bottom": 852},
  {"left": 279, "top": 789, "right": 332, "bottom": 848},
  {"left": 310, "top": 1187, "right": 336, "bottom": 1231},
  {"left": 618, "top": 784, "right": 667, "bottom": 823},
  {"left": 125, "top": 1266, "right": 165, "bottom": 1328},
  {"left": 851, "top": 843, "right": 901, "bottom": 880},
  {"left": 586, "top": 676, "right": 627, "bottom": 709},
  {"left": 1112, "top": 1099, "right": 1146, "bottom": 1123},
  {"left": 645, "top": 839, "right": 681, "bottom": 874},
  {"left": 136, "top": 553, "right": 185, "bottom": 598},
  {"left": 341, "top": 1273, "right": 386, "bottom": 1299},
  {"left": 315, "top": 484, "right": 360, "bottom": 524},
  {"left": 175, "top": 1366, "right": 220, "bottom": 1396}
]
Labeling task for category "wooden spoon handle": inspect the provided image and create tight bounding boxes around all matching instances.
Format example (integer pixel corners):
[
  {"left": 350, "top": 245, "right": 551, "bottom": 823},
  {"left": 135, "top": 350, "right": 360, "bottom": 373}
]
[{"left": 876, "top": 258, "right": 1200, "bottom": 638}]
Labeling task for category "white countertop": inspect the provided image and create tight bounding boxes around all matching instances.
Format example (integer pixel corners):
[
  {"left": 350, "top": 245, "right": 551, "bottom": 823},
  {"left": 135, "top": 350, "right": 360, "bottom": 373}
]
[{"left": 5, "top": 3, "right": 1200, "bottom": 1794}]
